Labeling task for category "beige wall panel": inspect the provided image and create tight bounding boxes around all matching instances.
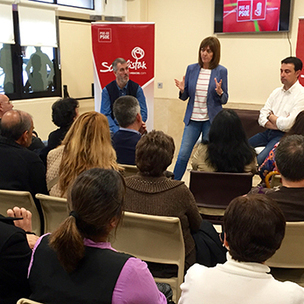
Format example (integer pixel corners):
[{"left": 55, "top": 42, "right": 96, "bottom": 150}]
[{"left": 59, "top": 19, "right": 93, "bottom": 99}]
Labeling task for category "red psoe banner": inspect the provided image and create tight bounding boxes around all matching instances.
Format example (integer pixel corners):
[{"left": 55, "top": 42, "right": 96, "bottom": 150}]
[
  {"left": 92, "top": 22, "right": 155, "bottom": 130},
  {"left": 296, "top": 19, "right": 304, "bottom": 87}
]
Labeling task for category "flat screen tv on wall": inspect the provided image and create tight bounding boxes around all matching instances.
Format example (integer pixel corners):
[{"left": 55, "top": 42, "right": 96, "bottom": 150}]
[{"left": 214, "top": 0, "right": 292, "bottom": 33}]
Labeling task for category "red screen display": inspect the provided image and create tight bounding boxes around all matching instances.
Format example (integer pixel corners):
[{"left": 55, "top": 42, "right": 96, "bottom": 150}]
[{"left": 221, "top": 0, "right": 282, "bottom": 33}]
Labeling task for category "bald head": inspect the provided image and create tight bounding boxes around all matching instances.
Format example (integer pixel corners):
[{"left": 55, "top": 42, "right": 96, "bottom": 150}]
[
  {"left": 0, "top": 94, "right": 13, "bottom": 117},
  {"left": 0, "top": 95, "right": 9, "bottom": 103},
  {"left": 1, "top": 110, "right": 33, "bottom": 147}
]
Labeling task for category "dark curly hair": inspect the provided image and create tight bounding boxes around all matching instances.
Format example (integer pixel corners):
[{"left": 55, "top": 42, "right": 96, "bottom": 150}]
[{"left": 52, "top": 98, "right": 79, "bottom": 128}]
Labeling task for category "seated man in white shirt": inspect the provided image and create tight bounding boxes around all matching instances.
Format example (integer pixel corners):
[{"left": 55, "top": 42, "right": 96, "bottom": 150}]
[
  {"left": 249, "top": 57, "right": 304, "bottom": 165},
  {"left": 179, "top": 194, "right": 304, "bottom": 304}
]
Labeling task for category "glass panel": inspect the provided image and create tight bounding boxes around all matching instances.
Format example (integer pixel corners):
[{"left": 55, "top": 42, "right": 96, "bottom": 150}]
[
  {"left": 57, "top": 0, "right": 94, "bottom": 9},
  {"left": 0, "top": 43, "right": 14, "bottom": 94},
  {"left": 22, "top": 46, "right": 55, "bottom": 93}
]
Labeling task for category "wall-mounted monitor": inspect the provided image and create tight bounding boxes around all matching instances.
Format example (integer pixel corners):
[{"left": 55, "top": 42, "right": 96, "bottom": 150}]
[{"left": 214, "top": 0, "right": 291, "bottom": 33}]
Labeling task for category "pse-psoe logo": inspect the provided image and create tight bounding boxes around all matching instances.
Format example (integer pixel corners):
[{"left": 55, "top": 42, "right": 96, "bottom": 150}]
[
  {"left": 100, "top": 47, "right": 147, "bottom": 73},
  {"left": 98, "top": 28, "right": 112, "bottom": 43},
  {"left": 237, "top": 0, "right": 266, "bottom": 22}
]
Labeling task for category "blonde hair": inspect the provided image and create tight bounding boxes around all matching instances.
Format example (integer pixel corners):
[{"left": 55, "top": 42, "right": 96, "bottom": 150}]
[{"left": 58, "top": 111, "right": 120, "bottom": 196}]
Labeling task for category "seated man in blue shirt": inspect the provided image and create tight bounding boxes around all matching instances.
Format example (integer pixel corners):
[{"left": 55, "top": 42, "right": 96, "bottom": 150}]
[
  {"left": 112, "top": 95, "right": 146, "bottom": 165},
  {"left": 100, "top": 58, "right": 147, "bottom": 134}
]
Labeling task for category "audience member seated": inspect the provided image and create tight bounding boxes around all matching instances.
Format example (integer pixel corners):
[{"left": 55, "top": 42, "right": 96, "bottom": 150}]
[
  {"left": 0, "top": 94, "right": 44, "bottom": 153},
  {"left": 47, "top": 111, "right": 120, "bottom": 197},
  {"left": 192, "top": 109, "right": 256, "bottom": 173},
  {"left": 179, "top": 194, "right": 304, "bottom": 304},
  {"left": 0, "top": 110, "right": 48, "bottom": 218},
  {"left": 40, "top": 98, "right": 79, "bottom": 165},
  {"left": 124, "top": 130, "right": 202, "bottom": 271},
  {"left": 28, "top": 168, "right": 167, "bottom": 304},
  {"left": 251, "top": 135, "right": 304, "bottom": 221},
  {"left": 0, "top": 207, "right": 38, "bottom": 304},
  {"left": 258, "top": 110, "right": 304, "bottom": 182},
  {"left": 112, "top": 95, "right": 146, "bottom": 165}
]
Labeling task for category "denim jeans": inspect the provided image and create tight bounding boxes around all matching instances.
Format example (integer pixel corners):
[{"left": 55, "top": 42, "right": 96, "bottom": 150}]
[
  {"left": 174, "top": 120, "right": 211, "bottom": 180},
  {"left": 249, "top": 129, "right": 284, "bottom": 166}
]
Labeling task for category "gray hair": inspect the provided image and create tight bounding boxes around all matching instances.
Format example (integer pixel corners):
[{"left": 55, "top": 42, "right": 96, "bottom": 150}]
[
  {"left": 113, "top": 95, "right": 140, "bottom": 128},
  {"left": 112, "top": 58, "right": 127, "bottom": 72}
]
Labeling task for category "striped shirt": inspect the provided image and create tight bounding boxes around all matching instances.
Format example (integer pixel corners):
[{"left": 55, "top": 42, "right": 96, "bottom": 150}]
[{"left": 191, "top": 68, "right": 211, "bottom": 121}]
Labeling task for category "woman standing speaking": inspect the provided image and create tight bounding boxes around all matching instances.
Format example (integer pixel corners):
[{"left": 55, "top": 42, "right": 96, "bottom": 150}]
[{"left": 174, "top": 36, "right": 228, "bottom": 180}]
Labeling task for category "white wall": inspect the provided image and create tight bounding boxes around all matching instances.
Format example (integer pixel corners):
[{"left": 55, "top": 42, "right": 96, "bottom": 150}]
[{"left": 135, "top": 0, "right": 303, "bottom": 107}]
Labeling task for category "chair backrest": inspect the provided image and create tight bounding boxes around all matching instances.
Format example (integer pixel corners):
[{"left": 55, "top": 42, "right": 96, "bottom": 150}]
[
  {"left": 189, "top": 171, "right": 253, "bottom": 209},
  {"left": 120, "top": 164, "right": 139, "bottom": 177},
  {"left": 35, "top": 193, "right": 68, "bottom": 233},
  {"left": 267, "top": 221, "right": 304, "bottom": 268},
  {"left": 112, "top": 211, "right": 185, "bottom": 302},
  {"left": 0, "top": 190, "right": 41, "bottom": 235},
  {"left": 17, "top": 298, "right": 43, "bottom": 304}
]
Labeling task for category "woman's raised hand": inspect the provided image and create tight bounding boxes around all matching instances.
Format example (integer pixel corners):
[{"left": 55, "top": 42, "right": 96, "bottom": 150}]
[
  {"left": 174, "top": 76, "right": 185, "bottom": 93},
  {"left": 214, "top": 78, "right": 223, "bottom": 96}
]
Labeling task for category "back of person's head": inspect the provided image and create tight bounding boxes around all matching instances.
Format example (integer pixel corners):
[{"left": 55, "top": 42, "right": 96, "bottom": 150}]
[
  {"left": 1, "top": 110, "right": 32, "bottom": 141},
  {"left": 207, "top": 109, "right": 255, "bottom": 172},
  {"left": 275, "top": 134, "right": 304, "bottom": 181},
  {"left": 136, "top": 130, "right": 175, "bottom": 177},
  {"left": 209, "top": 109, "right": 246, "bottom": 144},
  {"left": 52, "top": 98, "right": 79, "bottom": 128},
  {"left": 286, "top": 111, "right": 304, "bottom": 136},
  {"left": 224, "top": 194, "right": 285, "bottom": 263},
  {"left": 59, "top": 111, "right": 119, "bottom": 196},
  {"left": 113, "top": 95, "right": 140, "bottom": 128},
  {"left": 49, "top": 168, "right": 125, "bottom": 272},
  {"left": 112, "top": 58, "right": 127, "bottom": 72},
  {"left": 281, "top": 56, "right": 303, "bottom": 72}
]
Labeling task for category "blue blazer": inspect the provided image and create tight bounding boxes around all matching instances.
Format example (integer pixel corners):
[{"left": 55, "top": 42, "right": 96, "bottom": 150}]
[{"left": 180, "top": 63, "right": 228, "bottom": 125}]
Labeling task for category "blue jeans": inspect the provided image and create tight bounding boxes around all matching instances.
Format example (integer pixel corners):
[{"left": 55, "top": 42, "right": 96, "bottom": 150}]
[
  {"left": 249, "top": 129, "right": 284, "bottom": 166},
  {"left": 174, "top": 120, "right": 211, "bottom": 180}
]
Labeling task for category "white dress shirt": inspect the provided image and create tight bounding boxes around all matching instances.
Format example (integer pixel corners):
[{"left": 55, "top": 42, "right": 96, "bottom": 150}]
[{"left": 258, "top": 80, "right": 304, "bottom": 131}]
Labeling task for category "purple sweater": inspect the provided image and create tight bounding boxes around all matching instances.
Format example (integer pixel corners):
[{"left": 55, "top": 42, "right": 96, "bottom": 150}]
[{"left": 28, "top": 235, "right": 166, "bottom": 304}]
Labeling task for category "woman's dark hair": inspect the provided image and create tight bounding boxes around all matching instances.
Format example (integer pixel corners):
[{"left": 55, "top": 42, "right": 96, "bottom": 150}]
[
  {"left": 52, "top": 98, "right": 79, "bottom": 128},
  {"left": 285, "top": 110, "right": 304, "bottom": 137},
  {"left": 206, "top": 109, "right": 255, "bottom": 172},
  {"left": 224, "top": 194, "right": 285, "bottom": 263},
  {"left": 198, "top": 36, "right": 221, "bottom": 69},
  {"left": 49, "top": 168, "right": 125, "bottom": 272},
  {"left": 135, "top": 130, "right": 175, "bottom": 177}
]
